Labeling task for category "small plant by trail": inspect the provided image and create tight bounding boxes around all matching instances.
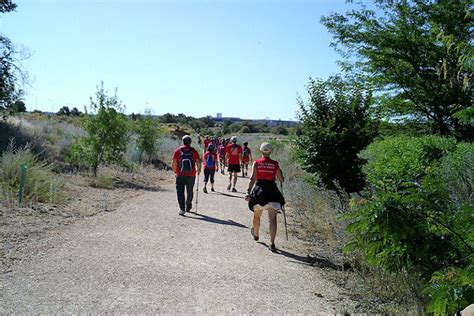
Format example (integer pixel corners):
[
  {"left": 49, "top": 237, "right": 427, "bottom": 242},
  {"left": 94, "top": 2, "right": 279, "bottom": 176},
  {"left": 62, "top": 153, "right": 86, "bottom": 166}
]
[
  {"left": 0, "top": 143, "right": 63, "bottom": 205},
  {"left": 134, "top": 109, "right": 162, "bottom": 163},
  {"left": 68, "top": 82, "right": 129, "bottom": 176}
]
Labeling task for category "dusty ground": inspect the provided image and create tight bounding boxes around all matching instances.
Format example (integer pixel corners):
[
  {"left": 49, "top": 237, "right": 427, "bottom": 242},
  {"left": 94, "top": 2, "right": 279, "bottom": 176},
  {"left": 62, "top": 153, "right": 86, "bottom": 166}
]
[{"left": 0, "top": 169, "right": 364, "bottom": 314}]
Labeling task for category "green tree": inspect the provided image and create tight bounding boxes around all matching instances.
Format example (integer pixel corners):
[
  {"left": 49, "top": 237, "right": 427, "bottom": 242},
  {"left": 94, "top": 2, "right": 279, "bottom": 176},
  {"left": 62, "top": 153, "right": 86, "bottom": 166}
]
[
  {"left": 7, "top": 99, "right": 26, "bottom": 113},
  {"left": 57, "top": 106, "right": 71, "bottom": 116},
  {"left": 295, "top": 75, "right": 378, "bottom": 193},
  {"left": 134, "top": 110, "right": 162, "bottom": 162},
  {"left": 159, "top": 113, "right": 177, "bottom": 123},
  {"left": 274, "top": 125, "right": 289, "bottom": 136},
  {"left": 321, "top": 0, "right": 473, "bottom": 140},
  {"left": 72, "top": 83, "right": 129, "bottom": 176},
  {"left": 0, "top": 2, "right": 22, "bottom": 110},
  {"left": 70, "top": 107, "right": 82, "bottom": 116}
]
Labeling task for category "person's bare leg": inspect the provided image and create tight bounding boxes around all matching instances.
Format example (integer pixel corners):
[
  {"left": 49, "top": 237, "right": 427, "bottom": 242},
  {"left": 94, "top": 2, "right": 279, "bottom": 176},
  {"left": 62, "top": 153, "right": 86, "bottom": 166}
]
[
  {"left": 232, "top": 172, "right": 238, "bottom": 188},
  {"left": 268, "top": 208, "right": 278, "bottom": 245},
  {"left": 253, "top": 207, "right": 263, "bottom": 238}
]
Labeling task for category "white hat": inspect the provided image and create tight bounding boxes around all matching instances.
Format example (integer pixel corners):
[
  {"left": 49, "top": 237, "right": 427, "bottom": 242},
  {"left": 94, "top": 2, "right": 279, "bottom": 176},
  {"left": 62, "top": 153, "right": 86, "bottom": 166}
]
[
  {"left": 182, "top": 135, "right": 192, "bottom": 144},
  {"left": 231, "top": 136, "right": 237, "bottom": 143},
  {"left": 259, "top": 142, "right": 272, "bottom": 154}
]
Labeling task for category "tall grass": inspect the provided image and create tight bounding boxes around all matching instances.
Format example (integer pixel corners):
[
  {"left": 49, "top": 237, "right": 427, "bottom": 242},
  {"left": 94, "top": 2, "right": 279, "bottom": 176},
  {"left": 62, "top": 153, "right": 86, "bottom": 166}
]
[{"left": 0, "top": 143, "right": 64, "bottom": 205}]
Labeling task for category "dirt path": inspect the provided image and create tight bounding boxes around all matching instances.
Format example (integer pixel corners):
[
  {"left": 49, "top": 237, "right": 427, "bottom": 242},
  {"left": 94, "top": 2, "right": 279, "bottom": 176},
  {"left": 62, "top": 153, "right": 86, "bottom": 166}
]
[{"left": 1, "top": 171, "right": 356, "bottom": 313}]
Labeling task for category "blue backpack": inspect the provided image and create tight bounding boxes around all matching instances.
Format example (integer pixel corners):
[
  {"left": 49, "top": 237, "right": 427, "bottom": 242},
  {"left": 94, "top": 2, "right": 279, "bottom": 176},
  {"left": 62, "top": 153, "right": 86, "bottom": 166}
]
[{"left": 205, "top": 153, "right": 215, "bottom": 168}]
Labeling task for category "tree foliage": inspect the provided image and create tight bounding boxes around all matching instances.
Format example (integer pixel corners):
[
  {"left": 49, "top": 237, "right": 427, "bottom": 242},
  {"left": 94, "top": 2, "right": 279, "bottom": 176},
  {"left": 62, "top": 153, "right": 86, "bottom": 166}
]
[
  {"left": 321, "top": 0, "right": 473, "bottom": 140},
  {"left": 295, "top": 75, "right": 378, "bottom": 193},
  {"left": 0, "top": 1, "right": 27, "bottom": 111},
  {"left": 57, "top": 106, "right": 82, "bottom": 116},
  {"left": 347, "top": 136, "right": 474, "bottom": 314},
  {"left": 69, "top": 83, "right": 129, "bottom": 176},
  {"left": 134, "top": 109, "right": 162, "bottom": 162}
]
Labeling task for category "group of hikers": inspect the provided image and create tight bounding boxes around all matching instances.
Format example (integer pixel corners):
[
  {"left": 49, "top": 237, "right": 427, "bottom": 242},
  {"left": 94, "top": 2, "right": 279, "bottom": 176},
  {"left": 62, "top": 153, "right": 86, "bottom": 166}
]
[{"left": 172, "top": 135, "right": 285, "bottom": 252}]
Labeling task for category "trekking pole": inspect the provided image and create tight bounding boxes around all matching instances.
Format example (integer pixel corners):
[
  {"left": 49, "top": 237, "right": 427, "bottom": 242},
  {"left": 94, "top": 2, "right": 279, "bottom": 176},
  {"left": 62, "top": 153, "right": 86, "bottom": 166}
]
[
  {"left": 195, "top": 172, "right": 200, "bottom": 214},
  {"left": 280, "top": 182, "right": 289, "bottom": 241}
]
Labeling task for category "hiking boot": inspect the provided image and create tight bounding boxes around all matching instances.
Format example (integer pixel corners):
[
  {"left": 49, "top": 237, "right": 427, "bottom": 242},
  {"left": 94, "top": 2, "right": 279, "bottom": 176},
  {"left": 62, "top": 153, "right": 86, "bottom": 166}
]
[
  {"left": 179, "top": 209, "right": 185, "bottom": 216},
  {"left": 203, "top": 187, "right": 208, "bottom": 194},
  {"left": 232, "top": 188, "right": 237, "bottom": 192},
  {"left": 251, "top": 227, "right": 259, "bottom": 241},
  {"left": 270, "top": 243, "right": 277, "bottom": 252},
  {"left": 211, "top": 188, "right": 215, "bottom": 192},
  {"left": 227, "top": 184, "right": 231, "bottom": 190}
]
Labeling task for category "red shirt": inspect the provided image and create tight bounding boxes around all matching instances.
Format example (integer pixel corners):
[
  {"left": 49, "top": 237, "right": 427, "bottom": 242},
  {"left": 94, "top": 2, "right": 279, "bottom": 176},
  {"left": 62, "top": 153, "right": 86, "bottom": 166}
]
[
  {"left": 226, "top": 143, "right": 242, "bottom": 165},
  {"left": 204, "top": 139, "right": 211, "bottom": 149},
  {"left": 218, "top": 145, "right": 226, "bottom": 158},
  {"left": 242, "top": 146, "right": 251, "bottom": 163},
  {"left": 173, "top": 145, "right": 200, "bottom": 176},
  {"left": 203, "top": 151, "right": 218, "bottom": 170},
  {"left": 255, "top": 157, "right": 279, "bottom": 181}
]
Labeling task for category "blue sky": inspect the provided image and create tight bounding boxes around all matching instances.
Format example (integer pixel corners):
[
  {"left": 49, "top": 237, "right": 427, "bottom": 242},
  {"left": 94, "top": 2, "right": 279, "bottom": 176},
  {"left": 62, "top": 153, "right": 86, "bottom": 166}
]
[{"left": 1, "top": 0, "right": 350, "bottom": 120}]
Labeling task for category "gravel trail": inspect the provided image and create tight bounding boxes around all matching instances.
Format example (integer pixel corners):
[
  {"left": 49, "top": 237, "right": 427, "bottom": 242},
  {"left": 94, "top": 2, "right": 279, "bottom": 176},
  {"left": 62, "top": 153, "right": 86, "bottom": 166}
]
[{"left": 1, "top": 172, "right": 355, "bottom": 313}]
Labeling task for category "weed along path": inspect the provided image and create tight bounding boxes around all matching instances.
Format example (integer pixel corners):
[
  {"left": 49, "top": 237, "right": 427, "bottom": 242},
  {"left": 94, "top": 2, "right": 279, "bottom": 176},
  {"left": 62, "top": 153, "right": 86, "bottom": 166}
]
[{"left": 2, "top": 171, "right": 356, "bottom": 313}]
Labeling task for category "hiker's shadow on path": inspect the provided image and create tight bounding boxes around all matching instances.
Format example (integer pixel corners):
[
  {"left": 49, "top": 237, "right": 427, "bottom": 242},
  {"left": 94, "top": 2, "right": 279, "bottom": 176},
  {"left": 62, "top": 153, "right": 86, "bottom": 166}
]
[
  {"left": 187, "top": 213, "right": 248, "bottom": 229},
  {"left": 215, "top": 192, "right": 245, "bottom": 199},
  {"left": 257, "top": 242, "right": 343, "bottom": 271},
  {"left": 114, "top": 179, "right": 162, "bottom": 192}
]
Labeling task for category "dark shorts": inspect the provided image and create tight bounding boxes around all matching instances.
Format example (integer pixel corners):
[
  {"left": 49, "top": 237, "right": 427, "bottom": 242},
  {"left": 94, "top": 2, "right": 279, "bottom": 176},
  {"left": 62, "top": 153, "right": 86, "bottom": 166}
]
[{"left": 228, "top": 164, "right": 241, "bottom": 173}]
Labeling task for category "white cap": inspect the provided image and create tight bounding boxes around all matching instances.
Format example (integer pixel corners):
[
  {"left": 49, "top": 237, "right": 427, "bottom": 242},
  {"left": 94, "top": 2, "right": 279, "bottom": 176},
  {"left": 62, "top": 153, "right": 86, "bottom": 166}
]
[
  {"left": 259, "top": 142, "right": 272, "bottom": 154},
  {"left": 182, "top": 135, "right": 192, "bottom": 144},
  {"left": 231, "top": 136, "right": 237, "bottom": 143}
]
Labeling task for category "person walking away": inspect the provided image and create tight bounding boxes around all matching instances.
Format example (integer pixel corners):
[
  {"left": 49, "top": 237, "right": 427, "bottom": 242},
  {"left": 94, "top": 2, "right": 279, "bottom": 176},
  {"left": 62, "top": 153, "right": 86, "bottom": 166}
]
[
  {"left": 172, "top": 135, "right": 201, "bottom": 216},
  {"left": 241, "top": 142, "right": 252, "bottom": 177},
  {"left": 218, "top": 141, "right": 226, "bottom": 174},
  {"left": 202, "top": 144, "right": 218, "bottom": 193},
  {"left": 245, "top": 142, "right": 285, "bottom": 252},
  {"left": 225, "top": 136, "right": 243, "bottom": 192},
  {"left": 212, "top": 137, "right": 219, "bottom": 153},
  {"left": 203, "top": 136, "right": 211, "bottom": 153}
]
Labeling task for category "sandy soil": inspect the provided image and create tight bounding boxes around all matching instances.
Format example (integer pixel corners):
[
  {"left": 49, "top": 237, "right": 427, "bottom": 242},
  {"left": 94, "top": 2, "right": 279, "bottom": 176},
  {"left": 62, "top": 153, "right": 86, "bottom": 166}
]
[{"left": 1, "top": 171, "right": 358, "bottom": 314}]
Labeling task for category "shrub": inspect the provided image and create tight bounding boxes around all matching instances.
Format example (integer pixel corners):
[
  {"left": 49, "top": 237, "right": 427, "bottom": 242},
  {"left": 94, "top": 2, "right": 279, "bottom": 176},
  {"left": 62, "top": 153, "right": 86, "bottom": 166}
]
[
  {"left": 134, "top": 110, "right": 162, "bottom": 162},
  {"left": 346, "top": 135, "right": 473, "bottom": 313},
  {"left": 72, "top": 83, "right": 129, "bottom": 176},
  {"left": 0, "top": 143, "right": 63, "bottom": 204},
  {"left": 295, "top": 75, "right": 378, "bottom": 193}
]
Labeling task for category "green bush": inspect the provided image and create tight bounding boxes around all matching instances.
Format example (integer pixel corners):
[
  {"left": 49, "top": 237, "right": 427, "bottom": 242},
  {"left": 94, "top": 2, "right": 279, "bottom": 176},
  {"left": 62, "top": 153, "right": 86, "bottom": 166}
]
[
  {"left": 295, "top": 75, "right": 378, "bottom": 193},
  {"left": 0, "top": 144, "right": 63, "bottom": 204},
  {"left": 134, "top": 110, "right": 162, "bottom": 162},
  {"left": 72, "top": 83, "right": 129, "bottom": 176},
  {"left": 346, "top": 135, "right": 473, "bottom": 313}
]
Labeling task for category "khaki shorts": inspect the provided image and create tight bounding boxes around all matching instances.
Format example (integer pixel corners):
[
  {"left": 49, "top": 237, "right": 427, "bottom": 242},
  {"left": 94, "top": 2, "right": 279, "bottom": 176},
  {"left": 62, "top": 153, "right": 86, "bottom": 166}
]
[{"left": 254, "top": 202, "right": 281, "bottom": 211}]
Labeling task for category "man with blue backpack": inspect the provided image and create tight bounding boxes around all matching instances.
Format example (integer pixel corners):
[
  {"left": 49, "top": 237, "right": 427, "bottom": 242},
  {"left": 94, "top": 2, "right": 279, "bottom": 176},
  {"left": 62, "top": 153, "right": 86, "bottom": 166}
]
[
  {"left": 172, "top": 135, "right": 201, "bottom": 216},
  {"left": 202, "top": 143, "right": 218, "bottom": 193}
]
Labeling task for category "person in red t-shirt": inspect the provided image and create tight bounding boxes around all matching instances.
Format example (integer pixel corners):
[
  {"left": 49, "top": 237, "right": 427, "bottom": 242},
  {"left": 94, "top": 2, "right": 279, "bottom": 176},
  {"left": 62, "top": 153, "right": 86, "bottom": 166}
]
[
  {"left": 172, "top": 135, "right": 201, "bottom": 216},
  {"left": 218, "top": 141, "right": 227, "bottom": 174},
  {"left": 241, "top": 142, "right": 252, "bottom": 177},
  {"left": 245, "top": 142, "right": 285, "bottom": 252},
  {"left": 203, "top": 136, "right": 211, "bottom": 153},
  {"left": 225, "top": 136, "right": 242, "bottom": 192},
  {"left": 202, "top": 144, "right": 218, "bottom": 193}
]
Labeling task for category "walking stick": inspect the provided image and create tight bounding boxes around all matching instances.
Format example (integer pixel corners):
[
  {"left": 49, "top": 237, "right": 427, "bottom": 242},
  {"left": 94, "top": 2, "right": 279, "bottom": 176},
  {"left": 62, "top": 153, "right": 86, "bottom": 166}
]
[
  {"left": 195, "top": 172, "right": 200, "bottom": 214},
  {"left": 280, "top": 183, "right": 288, "bottom": 241}
]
